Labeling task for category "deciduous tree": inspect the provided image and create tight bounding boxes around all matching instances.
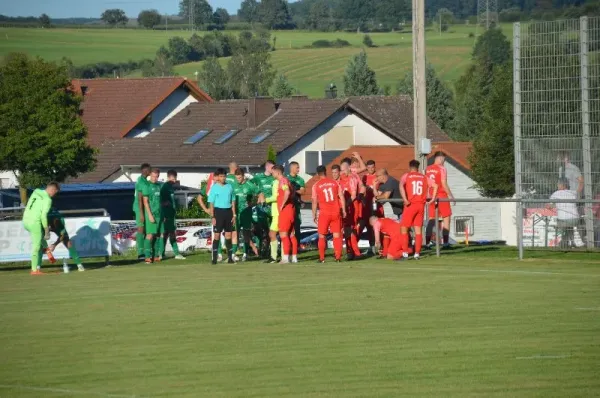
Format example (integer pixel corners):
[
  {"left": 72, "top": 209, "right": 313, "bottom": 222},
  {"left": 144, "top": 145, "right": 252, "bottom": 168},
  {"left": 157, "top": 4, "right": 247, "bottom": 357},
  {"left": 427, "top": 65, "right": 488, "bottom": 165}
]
[
  {"left": 137, "top": 9, "right": 161, "bottom": 29},
  {"left": 101, "top": 9, "right": 128, "bottom": 27},
  {"left": 342, "top": 51, "right": 379, "bottom": 96},
  {"left": 272, "top": 74, "right": 296, "bottom": 98},
  {"left": 39, "top": 14, "right": 51, "bottom": 28},
  {"left": 179, "top": 0, "right": 213, "bottom": 27}
]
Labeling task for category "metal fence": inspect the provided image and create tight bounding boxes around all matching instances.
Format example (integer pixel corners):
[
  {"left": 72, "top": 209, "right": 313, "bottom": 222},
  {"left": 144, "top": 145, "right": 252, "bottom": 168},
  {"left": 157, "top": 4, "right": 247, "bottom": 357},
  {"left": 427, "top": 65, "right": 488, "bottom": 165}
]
[{"left": 514, "top": 17, "right": 600, "bottom": 251}]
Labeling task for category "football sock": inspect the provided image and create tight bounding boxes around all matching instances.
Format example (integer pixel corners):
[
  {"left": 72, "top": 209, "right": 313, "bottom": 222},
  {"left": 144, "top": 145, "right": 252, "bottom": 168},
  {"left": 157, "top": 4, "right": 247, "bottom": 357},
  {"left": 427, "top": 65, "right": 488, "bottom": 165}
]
[
  {"left": 281, "top": 236, "right": 290, "bottom": 257},
  {"left": 136, "top": 233, "right": 145, "bottom": 256},
  {"left": 144, "top": 238, "right": 152, "bottom": 260},
  {"left": 270, "top": 241, "right": 278, "bottom": 260},
  {"left": 232, "top": 243, "right": 238, "bottom": 254},
  {"left": 169, "top": 237, "right": 180, "bottom": 256},
  {"left": 442, "top": 228, "right": 450, "bottom": 245},
  {"left": 225, "top": 238, "right": 233, "bottom": 260},
  {"left": 212, "top": 239, "right": 219, "bottom": 263},
  {"left": 291, "top": 235, "right": 298, "bottom": 255},
  {"left": 425, "top": 220, "right": 435, "bottom": 245},
  {"left": 350, "top": 233, "right": 361, "bottom": 256},
  {"left": 400, "top": 232, "right": 409, "bottom": 254},
  {"left": 333, "top": 236, "right": 343, "bottom": 260},
  {"left": 155, "top": 237, "right": 164, "bottom": 258},
  {"left": 68, "top": 246, "right": 81, "bottom": 264},
  {"left": 318, "top": 237, "right": 326, "bottom": 261},
  {"left": 415, "top": 234, "right": 423, "bottom": 255}
]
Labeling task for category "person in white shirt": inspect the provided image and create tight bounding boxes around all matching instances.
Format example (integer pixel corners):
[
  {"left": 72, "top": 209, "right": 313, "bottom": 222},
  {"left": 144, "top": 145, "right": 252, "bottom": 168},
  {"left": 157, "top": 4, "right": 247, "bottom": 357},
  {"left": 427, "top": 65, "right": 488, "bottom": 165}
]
[{"left": 549, "top": 179, "right": 579, "bottom": 248}]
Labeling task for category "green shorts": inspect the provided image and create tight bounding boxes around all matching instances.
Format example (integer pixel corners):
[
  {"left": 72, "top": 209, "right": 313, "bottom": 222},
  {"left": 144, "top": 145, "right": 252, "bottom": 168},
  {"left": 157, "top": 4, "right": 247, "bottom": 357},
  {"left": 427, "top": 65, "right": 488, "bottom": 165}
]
[
  {"left": 135, "top": 211, "right": 145, "bottom": 229},
  {"left": 146, "top": 216, "right": 164, "bottom": 235},
  {"left": 237, "top": 208, "right": 253, "bottom": 231},
  {"left": 164, "top": 217, "right": 176, "bottom": 233}
]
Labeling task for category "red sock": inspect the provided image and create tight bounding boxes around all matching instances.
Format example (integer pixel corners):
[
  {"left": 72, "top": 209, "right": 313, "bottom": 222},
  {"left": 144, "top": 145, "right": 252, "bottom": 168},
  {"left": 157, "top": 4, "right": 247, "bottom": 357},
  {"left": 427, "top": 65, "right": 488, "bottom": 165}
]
[
  {"left": 382, "top": 236, "right": 390, "bottom": 256},
  {"left": 415, "top": 234, "right": 422, "bottom": 255},
  {"left": 318, "top": 237, "right": 326, "bottom": 261},
  {"left": 350, "top": 233, "right": 361, "bottom": 256},
  {"left": 281, "top": 236, "right": 290, "bottom": 256},
  {"left": 291, "top": 235, "right": 298, "bottom": 255},
  {"left": 333, "top": 236, "right": 343, "bottom": 260},
  {"left": 400, "top": 232, "right": 409, "bottom": 254}
]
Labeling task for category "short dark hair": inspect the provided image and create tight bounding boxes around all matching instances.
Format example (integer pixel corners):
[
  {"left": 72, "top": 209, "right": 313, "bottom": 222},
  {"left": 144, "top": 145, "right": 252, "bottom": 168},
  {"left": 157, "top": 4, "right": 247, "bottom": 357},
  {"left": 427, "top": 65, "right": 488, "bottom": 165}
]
[
  {"left": 289, "top": 161, "right": 299, "bottom": 167},
  {"left": 234, "top": 168, "right": 244, "bottom": 176},
  {"left": 316, "top": 165, "right": 327, "bottom": 175},
  {"left": 341, "top": 157, "right": 352, "bottom": 166},
  {"left": 167, "top": 169, "right": 177, "bottom": 178},
  {"left": 366, "top": 160, "right": 376, "bottom": 166},
  {"left": 558, "top": 178, "right": 569, "bottom": 187},
  {"left": 215, "top": 168, "right": 226, "bottom": 176},
  {"left": 434, "top": 151, "right": 445, "bottom": 158},
  {"left": 141, "top": 163, "right": 151, "bottom": 171},
  {"left": 151, "top": 168, "right": 160, "bottom": 174},
  {"left": 272, "top": 165, "right": 284, "bottom": 173},
  {"left": 331, "top": 164, "right": 341, "bottom": 172},
  {"left": 265, "top": 160, "right": 275, "bottom": 166},
  {"left": 409, "top": 159, "right": 420, "bottom": 169},
  {"left": 47, "top": 181, "right": 60, "bottom": 190}
]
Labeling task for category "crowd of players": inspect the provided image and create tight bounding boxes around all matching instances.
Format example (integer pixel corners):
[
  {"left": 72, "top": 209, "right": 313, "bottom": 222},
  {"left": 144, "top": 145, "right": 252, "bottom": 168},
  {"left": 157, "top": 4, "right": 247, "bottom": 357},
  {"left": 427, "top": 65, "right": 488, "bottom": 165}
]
[{"left": 127, "top": 150, "right": 454, "bottom": 265}]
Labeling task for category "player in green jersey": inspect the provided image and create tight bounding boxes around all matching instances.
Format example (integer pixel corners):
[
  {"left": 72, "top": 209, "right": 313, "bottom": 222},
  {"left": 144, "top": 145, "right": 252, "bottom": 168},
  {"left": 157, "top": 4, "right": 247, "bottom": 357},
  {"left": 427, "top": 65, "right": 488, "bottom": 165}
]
[
  {"left": 226, "top": 161, "right": 241, "bottom": 256},
  {"left": 252, "top": 160, "right": 277, "bottom": 261},
  {"left": 47, "top": 208, "right": 85, "bottom": 272},
  {"left": 234, "top": 168, "right": 263, "bottom": 260},
  {"left": 160, "top": 170, "right": 186, "bottom": 260},
  {"left": 287, "top": 161, "right": 306, "bottom": 244},
  {"left": 22, "top": 182, "right": 59, "bottom": 274},
  {"left": 143, "top": 168, "right": 163, "bottom": 263},
  {"left": 133, "top": 163, "right": 151, "bottom": 260}
]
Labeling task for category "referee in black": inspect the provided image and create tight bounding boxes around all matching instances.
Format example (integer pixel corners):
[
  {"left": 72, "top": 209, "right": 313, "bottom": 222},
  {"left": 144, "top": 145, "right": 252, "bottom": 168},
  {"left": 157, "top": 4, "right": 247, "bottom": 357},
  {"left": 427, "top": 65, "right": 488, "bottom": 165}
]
[{"left": 208, "top": 168, "right": 237, "bottom": 264}]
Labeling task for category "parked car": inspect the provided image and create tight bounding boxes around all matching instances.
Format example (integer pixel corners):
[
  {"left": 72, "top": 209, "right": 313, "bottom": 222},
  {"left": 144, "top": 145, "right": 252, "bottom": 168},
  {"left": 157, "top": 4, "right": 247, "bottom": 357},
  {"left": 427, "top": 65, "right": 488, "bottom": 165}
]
[{"left": 194, "top": 227, "right": 213, "bottom": 250}]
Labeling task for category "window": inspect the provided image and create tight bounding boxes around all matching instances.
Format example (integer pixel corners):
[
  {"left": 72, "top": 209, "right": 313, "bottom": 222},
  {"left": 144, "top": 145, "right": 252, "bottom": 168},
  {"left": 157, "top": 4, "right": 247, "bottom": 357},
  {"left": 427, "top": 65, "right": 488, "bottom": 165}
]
[
  {"left": 249, "top": 129, "right": 276, "bottom": 144},
  {"left": 321, "top": 150, "right": 344, "bottom": 167},
  {"left": 454, "top": 216, "right": 474, "bottom": 236},
  {"left": 184, "top": 129, "right": 211, "bottom": 145},
  {"left": 305, "top": 151, "right": 319, "bottom": 174},
  {"left": 214, "top": 129, "right": 240, "bottom": 144}
]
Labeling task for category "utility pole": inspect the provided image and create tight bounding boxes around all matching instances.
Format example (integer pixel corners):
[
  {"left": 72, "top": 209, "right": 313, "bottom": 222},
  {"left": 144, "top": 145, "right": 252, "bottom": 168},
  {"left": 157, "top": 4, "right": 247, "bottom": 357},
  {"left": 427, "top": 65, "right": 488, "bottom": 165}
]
[
  {"left": 412, "top": 0, "right": 427, "bottom": 164},
  {"left": 189, "top": 0, "right": 194, "bottom": 32}
]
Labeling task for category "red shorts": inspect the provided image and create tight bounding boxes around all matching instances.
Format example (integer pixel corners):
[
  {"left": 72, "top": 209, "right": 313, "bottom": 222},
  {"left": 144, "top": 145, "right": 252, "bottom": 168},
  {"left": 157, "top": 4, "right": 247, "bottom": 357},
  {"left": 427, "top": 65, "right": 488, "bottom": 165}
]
[
  {"left": 318, "top": 213, "right": 342, "bottom": 235},
  {"left": 428, "top": 198, "right": 452, "bottom": 219},
  {"left": 278, "top": 207, "right": 295, "bottom": 233},
  {"left": 386, "top": 235, "right": 403, "bottom": 259},
  {"left": 401, "top": 203, "right": 425, "bottom": 228}
]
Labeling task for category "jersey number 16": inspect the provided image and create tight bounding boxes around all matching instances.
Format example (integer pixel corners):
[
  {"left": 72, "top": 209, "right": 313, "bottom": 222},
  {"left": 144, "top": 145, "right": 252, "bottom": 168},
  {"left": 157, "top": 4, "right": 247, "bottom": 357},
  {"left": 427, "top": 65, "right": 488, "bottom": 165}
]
[{"left": 412, "top": 181, "right": 423, "bottom": 195}]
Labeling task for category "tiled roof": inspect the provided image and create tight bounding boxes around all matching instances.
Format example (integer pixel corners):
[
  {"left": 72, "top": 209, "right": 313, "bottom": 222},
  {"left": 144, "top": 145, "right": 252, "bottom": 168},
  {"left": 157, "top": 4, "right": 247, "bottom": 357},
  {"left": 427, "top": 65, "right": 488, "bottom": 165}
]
[
  {"left": 75, "top": 96, "right": 452, "bottom": 183},
  {"left": 72, "top": 77, "right": 212, "bottom": 147},
  {"left": 302, "top": 143, "right": 472, "bottom": 201}
]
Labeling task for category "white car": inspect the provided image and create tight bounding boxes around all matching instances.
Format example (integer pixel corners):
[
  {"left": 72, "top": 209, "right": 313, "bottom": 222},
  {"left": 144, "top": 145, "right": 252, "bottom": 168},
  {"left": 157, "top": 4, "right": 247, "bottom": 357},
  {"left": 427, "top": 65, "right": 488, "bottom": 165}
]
[{"left": 194, "top": 227, "right": 214, "bottom": 250}]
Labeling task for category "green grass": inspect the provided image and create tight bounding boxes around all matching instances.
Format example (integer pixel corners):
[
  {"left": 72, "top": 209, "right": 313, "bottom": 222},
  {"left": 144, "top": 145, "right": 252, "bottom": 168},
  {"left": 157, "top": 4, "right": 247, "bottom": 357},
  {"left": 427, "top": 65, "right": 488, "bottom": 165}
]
[
  {"left": 0, "top": 24, "right": 513, "bottom": 97},
  {"left": 1, "top": 247, "right": 599, "bottom": 397}
]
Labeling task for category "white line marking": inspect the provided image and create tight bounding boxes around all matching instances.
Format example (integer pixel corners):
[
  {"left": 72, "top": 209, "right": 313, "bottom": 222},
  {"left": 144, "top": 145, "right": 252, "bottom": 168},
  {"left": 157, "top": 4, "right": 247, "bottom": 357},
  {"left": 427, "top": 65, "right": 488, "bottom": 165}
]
[
  {"left": 516, "top": 355, "right": 570, "bottom": 360},
  {"left": 404, "top": 266, "right": 600, "bottom": 278},
  {"left": 575, "top": 307, "right": 600, "bottom": 311},
  {"left": 0, "top": 384, "right": 137, "bottom": 397}
]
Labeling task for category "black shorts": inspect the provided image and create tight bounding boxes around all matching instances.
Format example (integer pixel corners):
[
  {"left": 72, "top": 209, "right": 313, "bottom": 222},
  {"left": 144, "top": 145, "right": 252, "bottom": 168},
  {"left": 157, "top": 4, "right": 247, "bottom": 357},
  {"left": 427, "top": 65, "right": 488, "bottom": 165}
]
[{"left": 213, "top": 208, "right": 233, "bottom": 233}]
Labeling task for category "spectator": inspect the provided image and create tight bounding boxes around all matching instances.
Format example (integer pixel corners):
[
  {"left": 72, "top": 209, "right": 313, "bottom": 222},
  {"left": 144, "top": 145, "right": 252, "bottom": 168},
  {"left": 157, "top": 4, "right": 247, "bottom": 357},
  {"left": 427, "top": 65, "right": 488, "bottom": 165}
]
[
  {"left": 375, "top": 168, "right": 403, "bottom": 219},
  {"left": 558, "top": 151, "right": 584, "bottom": 196},
  {"left": 549, "top": 178, "right": 579, "bottom": 248}
]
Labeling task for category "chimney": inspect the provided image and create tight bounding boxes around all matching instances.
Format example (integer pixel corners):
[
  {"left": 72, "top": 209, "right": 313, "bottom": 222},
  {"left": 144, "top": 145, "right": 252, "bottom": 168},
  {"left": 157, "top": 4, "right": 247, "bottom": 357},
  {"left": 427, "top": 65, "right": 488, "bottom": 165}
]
[
  {"left": 248, "top": 96, "right": 275, "bottom": 128},
  {"left": 291, "top": 95, "right": 308, "bottom": 101},
  {"left": 80, "top": 85, "right": 88, "bottom": 96}
]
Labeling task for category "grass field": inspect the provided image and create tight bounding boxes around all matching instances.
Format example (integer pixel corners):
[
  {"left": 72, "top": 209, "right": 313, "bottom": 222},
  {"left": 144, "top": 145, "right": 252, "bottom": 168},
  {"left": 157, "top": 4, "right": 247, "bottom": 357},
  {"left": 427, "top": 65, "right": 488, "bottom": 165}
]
[
  {"left": 0, "top": 24, "right": 511, "bottom": 97},
  {"left": 1, "top": 247, "right": 599, "bottom": 397}
]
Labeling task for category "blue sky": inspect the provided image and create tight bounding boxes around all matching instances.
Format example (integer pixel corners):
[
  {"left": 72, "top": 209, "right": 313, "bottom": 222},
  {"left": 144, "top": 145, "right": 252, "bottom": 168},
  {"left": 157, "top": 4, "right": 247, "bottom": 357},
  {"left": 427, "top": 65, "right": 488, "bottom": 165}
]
[{"left": 1, "top": 0, "right": 266, "bottom": 18}]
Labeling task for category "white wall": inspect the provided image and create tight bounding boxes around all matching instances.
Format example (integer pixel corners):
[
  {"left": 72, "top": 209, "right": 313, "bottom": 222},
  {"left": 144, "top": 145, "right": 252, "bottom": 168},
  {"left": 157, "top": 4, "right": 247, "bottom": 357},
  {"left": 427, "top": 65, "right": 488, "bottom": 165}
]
[
  {"left": 279, "top": 110, "right": 400, "bottom": 181},
  {"left": 0, "top": 171, "right": 18, "bottom": 189},
  {"left": 500, "top": 201, "right": 518, "bottom": 246},
  {"left": 126, "top": 89, "right": 198, "bottom": 138}
]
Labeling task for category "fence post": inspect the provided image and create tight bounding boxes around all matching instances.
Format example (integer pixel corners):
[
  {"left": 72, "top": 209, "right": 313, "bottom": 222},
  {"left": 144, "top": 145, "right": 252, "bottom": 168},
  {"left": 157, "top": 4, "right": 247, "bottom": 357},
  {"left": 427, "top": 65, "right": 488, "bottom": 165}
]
[
  {"left": 580, "top": 16, "right": 595, "bottom": 250},
  {"left": 513, "top": 22, "right": 524, "bottom": 260},
  {"left": 435, "top": 201, "right": 441, "bottom": 258}
]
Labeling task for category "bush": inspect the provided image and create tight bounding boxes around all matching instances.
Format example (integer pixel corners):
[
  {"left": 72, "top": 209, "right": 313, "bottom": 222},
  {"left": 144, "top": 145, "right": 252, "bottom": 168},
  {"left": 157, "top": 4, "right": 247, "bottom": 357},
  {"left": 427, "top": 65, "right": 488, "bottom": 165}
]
[
  {"left": 310, "top": 39, "right": 351, "bottom": 48},
  {"left": 468, "top": 32, "right": 475, "bottom": 38},
  {"left": 363, "top": 34, "right": 374, "bottom": 47}
]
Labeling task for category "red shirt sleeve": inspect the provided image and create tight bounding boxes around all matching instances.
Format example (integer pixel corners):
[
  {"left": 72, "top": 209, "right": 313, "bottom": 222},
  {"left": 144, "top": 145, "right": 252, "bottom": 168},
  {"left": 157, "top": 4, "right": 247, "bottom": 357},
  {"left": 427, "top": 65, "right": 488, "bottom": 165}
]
[
  {"left": 400, "top": 173, "right": 407, "bottom": 185},
  {"left": 373, "top": 219, "right": 381, "bottom": 237},
  {"left": 311, "top": 182, "right": 318, "bottom": 201},
  {"left": 440, "top": 166, "right": 447, "bottom": 181}
]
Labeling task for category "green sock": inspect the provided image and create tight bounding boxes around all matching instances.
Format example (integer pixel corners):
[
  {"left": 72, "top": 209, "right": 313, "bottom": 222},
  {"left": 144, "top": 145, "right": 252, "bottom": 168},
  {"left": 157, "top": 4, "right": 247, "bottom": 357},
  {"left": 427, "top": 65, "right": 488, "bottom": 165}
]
[
  {"left": 144, "top": 238, "right": 152, "bottom": 259},
  {"left": 68, "top": 246, "right": 81, "bottom": 264},
  {"left": 170, "top": 238, "right": 180, "bottom": 256},
  {"left": 270, "top": 241, "right": 278, "bottom": 260},
  {"left": 154, "top": 237, "right": 164, "bottom": 258},
  {"left": 136, "top": 233, "right": 145, "bottom": 256}
]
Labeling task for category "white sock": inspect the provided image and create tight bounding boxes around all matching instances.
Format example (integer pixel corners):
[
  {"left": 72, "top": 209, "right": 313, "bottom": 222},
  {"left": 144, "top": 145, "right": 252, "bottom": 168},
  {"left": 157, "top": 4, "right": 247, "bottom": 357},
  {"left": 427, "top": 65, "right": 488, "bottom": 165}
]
[{"left": 291, "top": 255, "right": 298, "bottom": 262}]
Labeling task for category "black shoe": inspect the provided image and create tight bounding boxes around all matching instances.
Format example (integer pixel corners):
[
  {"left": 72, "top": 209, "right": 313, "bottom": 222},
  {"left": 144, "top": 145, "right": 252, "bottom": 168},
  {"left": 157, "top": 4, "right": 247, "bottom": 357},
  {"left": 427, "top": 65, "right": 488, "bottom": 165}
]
[
  {"left": 212, "top": 259, "right": 217, "bottom": 265},
  {"left": 346, "top": 253, "right": 355, "bottom": 261},
  {"left": 227, "top": 258, "right": 235, "bottom": 264},
  {"left": 317, "top": 259, "right": 325, "bottom": 264},
  {"left": 265, "top": 258, "right": 277, "bottom": 264}
]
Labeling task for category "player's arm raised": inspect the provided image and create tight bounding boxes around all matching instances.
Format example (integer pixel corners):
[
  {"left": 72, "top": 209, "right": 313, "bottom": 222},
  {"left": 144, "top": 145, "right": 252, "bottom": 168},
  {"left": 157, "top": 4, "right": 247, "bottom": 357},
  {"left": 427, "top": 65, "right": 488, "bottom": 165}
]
[{"left": 352, "top": 152, "right": 367, "bottom": 174}]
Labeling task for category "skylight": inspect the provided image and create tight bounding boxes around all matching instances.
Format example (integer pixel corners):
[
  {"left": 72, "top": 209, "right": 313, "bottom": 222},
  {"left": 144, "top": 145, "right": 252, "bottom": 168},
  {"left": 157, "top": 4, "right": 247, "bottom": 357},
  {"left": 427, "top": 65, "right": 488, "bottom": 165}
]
[
  {"left": 214, "top": 129, "right": 240, "bottom": 144},
  {"left": 249, "top": 129, "right": 276, "bottom": 144},
  {"left": 183, "top": 129, "right": 210, "bottom": 145}
]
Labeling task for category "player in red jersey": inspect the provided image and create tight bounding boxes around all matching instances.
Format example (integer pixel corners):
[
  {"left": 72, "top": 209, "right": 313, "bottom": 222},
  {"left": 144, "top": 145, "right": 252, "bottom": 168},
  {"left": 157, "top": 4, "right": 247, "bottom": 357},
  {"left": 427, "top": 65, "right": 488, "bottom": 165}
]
[
  {"left": 425, "top": 152, "right": 455, "bottom": 248},
  {"left": 362, "top": 159, "right": 384, "bottom": 255},
  {"left": 400, "top": 160, "right": 438, "bottom": 259},
  {"left": 369, "top": 216, "right": 403, "bottom": 260},
  {"left": 340, "top": 158, "right": 363, "bottom": 260},
  {"left": 312, "top": 165, "right": 347, "bottom": 263},
  {"left": 272, "top": 165, "right": 298, "bottom": 264}
]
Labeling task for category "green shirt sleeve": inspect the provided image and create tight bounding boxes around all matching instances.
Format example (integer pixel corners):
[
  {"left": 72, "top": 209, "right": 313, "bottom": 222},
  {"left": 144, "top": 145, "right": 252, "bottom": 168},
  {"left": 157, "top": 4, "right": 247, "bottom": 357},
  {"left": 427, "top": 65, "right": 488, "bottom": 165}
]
[{"left": 40, "top": 193, "right": 52, "bottom": 229}]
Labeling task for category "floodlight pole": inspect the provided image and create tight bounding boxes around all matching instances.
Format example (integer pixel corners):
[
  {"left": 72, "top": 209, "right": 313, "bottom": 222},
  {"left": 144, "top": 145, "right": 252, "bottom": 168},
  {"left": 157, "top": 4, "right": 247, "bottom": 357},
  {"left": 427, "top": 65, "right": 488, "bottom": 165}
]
[{"left": 412, "top": 0, "right": 427, "bottom": 167}]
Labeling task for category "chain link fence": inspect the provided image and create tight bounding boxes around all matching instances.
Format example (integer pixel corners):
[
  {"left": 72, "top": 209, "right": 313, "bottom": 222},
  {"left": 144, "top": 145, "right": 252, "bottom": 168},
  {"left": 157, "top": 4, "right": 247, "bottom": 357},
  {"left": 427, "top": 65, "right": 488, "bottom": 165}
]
[{"left": 514, "top": 17, "right": 600, "bottom": 251}]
